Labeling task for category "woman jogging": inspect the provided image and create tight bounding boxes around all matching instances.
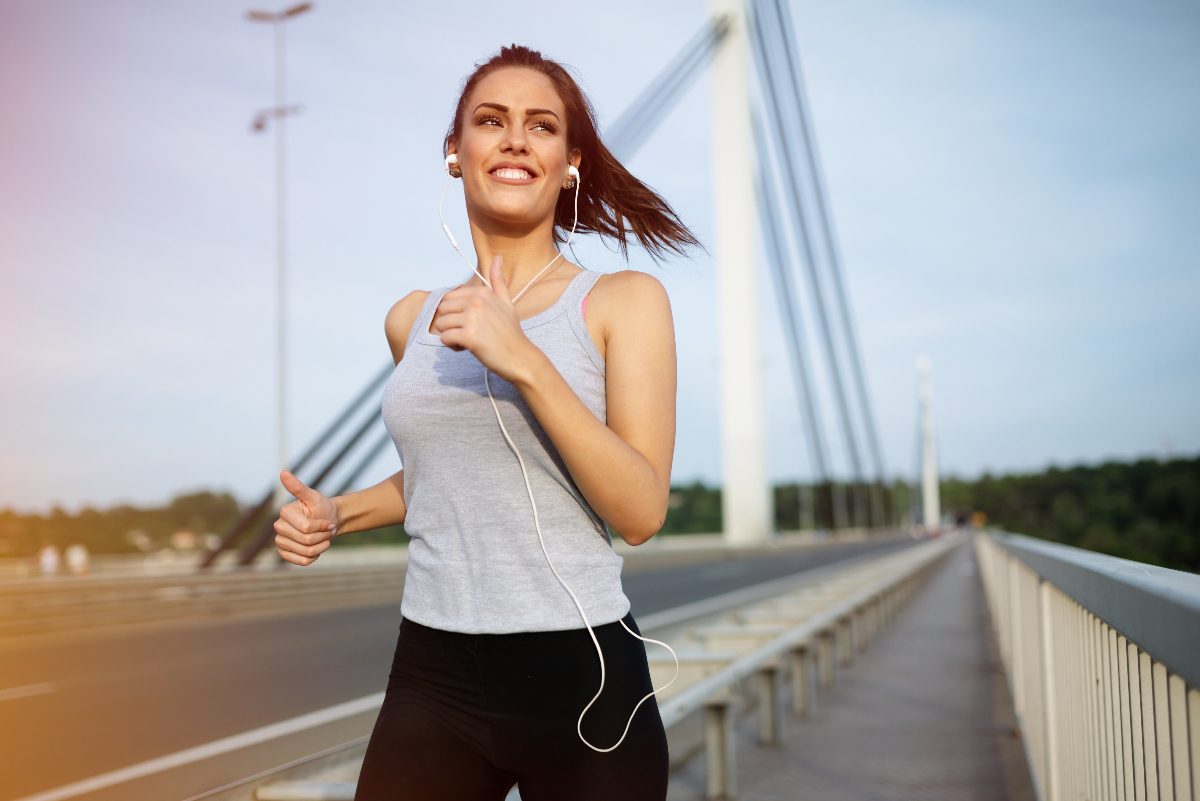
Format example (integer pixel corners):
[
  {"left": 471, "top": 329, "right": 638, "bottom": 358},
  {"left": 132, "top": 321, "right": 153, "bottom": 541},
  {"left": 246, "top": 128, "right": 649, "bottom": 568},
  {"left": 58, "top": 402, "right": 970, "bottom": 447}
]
[{"left": 272, "top": 43, "right": 701, "bottom": 800}]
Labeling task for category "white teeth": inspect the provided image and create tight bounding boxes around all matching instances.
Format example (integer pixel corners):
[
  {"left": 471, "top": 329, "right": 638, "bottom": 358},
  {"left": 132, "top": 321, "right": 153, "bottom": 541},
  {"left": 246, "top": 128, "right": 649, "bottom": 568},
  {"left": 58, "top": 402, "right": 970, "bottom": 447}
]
[{"left": 493, "top": 168, "right": 532, "bottom": 180}]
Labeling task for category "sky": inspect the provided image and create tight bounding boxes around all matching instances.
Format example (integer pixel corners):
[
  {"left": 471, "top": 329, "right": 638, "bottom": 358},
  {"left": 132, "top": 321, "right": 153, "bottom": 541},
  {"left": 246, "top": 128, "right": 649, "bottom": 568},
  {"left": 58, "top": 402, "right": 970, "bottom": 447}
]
[{"left": 1, "top": 0, "right": 1197, "bottom": 516}]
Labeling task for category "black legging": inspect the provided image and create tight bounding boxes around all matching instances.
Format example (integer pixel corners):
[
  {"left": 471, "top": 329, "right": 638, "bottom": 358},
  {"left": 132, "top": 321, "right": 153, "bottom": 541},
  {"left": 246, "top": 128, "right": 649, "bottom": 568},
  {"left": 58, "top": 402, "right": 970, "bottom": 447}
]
[{"left": 353, "top": 609, "right": 670, "bottom": 800}]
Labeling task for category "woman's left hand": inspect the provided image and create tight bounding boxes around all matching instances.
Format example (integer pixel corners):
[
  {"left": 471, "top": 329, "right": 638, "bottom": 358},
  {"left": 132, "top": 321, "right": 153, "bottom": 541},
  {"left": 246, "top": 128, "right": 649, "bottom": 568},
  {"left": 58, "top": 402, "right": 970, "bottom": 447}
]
[{"left": 433, "top": 254, "right": 541, "bottom": 385}]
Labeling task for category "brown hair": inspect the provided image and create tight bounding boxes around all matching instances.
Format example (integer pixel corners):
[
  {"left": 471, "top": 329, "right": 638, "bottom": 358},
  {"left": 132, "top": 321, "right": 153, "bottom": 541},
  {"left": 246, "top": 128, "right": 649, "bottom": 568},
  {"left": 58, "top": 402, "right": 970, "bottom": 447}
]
[{"left": 443, "top": 44, "right": 704, "bottom": 264}]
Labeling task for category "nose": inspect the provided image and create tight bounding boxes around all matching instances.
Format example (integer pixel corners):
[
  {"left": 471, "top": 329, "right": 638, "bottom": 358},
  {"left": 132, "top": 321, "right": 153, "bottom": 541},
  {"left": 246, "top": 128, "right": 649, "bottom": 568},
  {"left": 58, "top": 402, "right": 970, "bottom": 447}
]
[{"left": 501, "top": 123, "right": 529, "bottom": 154}]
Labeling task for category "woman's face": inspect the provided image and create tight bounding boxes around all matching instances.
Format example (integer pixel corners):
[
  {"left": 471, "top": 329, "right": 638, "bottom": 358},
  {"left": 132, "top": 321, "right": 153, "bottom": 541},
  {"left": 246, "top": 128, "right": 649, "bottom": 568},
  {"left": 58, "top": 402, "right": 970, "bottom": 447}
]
[{"left": 449, "top": 66, "right": 580, "bottom": 232}]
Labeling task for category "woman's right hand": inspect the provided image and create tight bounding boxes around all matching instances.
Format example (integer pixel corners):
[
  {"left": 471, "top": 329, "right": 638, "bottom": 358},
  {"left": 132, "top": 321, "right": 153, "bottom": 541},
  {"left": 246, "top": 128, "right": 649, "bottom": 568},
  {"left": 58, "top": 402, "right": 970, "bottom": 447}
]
[{"left": 275, "top": 470, "right": 340, "bottom": 566}]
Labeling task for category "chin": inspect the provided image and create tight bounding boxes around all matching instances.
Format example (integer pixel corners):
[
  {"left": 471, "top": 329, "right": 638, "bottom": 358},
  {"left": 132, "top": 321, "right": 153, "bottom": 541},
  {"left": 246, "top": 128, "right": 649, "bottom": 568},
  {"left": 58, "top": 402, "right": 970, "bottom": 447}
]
[{"left": 478, "top": 204, "right": 547, "bottom": 227}]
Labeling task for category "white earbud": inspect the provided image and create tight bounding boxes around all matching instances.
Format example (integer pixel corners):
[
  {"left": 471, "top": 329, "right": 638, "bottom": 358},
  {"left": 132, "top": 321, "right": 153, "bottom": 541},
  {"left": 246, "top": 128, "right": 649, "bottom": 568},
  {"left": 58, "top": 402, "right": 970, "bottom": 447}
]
[{"left": 440, "top": 155, "right": 465, "bottom": 255}]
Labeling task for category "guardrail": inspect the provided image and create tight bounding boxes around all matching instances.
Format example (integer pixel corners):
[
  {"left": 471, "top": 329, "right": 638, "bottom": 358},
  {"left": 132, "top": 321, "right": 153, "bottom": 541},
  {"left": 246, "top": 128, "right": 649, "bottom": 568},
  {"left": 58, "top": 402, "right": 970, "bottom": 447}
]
[
  {"left": 975, "top": 529, "right": 1200, "bottom": 801},
  {"left": 647, "top": 532, "right": 960, "bottom": 799}
]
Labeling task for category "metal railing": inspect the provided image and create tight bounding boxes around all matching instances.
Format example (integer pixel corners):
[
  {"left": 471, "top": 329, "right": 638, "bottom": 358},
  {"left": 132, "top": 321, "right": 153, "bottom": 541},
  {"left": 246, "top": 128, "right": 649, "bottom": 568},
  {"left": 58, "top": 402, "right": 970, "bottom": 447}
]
[
  {"left": 975, "top": 529, "right": 1200, "bottom": 801},
  {"left": 646, "top": 532, "right": 959, "bottom": 799}
]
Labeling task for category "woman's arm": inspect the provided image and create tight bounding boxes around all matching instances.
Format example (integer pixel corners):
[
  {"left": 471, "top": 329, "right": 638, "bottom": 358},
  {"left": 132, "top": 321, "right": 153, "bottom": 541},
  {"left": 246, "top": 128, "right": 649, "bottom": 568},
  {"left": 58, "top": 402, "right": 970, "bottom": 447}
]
[
  {"left": 332, "top": 470, "right": 407, "bottom": 535},
  {"left": 512, "top": 270, "right": 677, "bottom": 546}
]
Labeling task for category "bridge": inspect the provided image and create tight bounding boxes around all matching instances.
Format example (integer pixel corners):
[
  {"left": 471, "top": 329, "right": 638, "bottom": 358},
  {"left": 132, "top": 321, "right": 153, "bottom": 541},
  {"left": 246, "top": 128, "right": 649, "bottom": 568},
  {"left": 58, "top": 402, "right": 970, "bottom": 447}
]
[
  {"left": 2, "top": 0, "right": 1197, "bottom": 800},
  {"left": 5, "top": 528, "right": 1198, "bottom": 800}
]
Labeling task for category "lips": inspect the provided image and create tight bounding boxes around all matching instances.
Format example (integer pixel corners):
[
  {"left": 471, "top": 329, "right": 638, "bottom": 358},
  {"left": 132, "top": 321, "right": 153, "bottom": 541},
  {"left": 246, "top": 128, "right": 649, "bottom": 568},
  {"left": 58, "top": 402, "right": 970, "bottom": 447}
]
[{"left": 488, "top": 162, "right": 537, "bottom": 179}]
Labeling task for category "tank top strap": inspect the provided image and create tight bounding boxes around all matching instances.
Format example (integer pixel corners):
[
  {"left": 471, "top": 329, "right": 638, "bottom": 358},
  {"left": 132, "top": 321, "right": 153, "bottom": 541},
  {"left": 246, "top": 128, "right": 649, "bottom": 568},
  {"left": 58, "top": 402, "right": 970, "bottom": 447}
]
[
  {"left": 405, "top": 286, "right": 452, "bottom": 353},
  {"left": 561, "top": 268, "right": 604, "bottom": 313}
]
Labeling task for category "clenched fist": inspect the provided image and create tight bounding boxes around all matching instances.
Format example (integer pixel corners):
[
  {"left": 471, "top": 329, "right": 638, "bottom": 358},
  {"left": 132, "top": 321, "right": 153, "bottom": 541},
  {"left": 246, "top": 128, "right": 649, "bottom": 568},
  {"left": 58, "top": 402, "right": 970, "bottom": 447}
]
[{"left": 274, "top": 470, "right": 339, "bottom": 566}]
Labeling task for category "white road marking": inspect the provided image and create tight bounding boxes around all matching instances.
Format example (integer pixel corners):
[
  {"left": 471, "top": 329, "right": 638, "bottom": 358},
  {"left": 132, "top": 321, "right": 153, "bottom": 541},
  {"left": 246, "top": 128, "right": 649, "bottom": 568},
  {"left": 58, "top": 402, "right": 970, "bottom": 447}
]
[
  {"left": 0, "top": 682, "right": 56, "bottom": 702},
  {"left": 10, "top": 692, "right": 385, "bottom": 801}
]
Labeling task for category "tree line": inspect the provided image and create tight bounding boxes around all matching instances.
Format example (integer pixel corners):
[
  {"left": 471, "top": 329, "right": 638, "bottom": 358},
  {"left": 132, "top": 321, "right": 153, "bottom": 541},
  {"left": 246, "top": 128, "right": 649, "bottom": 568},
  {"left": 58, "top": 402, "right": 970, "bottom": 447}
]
[
  {"left": 1, "top": 454, "right": 1195, "bottom": 573},
  {"left": 940, "top": 455, "right": 1198, "bottom": 572}
]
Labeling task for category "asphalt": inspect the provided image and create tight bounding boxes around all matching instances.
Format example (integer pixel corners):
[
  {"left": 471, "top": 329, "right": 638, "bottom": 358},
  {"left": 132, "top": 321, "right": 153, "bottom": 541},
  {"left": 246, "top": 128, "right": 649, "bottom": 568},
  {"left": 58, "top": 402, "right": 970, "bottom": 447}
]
[{"left": 0, "top": 539, "right": 914, "bottom": 801}]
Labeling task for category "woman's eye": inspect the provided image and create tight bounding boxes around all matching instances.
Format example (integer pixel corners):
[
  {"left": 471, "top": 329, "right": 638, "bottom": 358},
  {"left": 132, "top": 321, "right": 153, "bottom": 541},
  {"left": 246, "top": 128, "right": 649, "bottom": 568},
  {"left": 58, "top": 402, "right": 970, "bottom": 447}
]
[{"left": 475, "top": 114, "right": 557, "bottom": 134}]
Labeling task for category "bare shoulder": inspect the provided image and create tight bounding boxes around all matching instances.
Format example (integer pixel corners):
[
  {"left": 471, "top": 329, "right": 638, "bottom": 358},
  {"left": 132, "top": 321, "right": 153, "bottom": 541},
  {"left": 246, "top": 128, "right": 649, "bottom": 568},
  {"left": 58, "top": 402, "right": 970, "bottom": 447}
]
[
  {"left": 591, "top": 269, "right": 673, "bottom": 349},
  {"left": 384, "top": 289, "right": 432, "bottom": 366},
  {"left": 597, "top": 268, "right": 669, "bottom": 299}
]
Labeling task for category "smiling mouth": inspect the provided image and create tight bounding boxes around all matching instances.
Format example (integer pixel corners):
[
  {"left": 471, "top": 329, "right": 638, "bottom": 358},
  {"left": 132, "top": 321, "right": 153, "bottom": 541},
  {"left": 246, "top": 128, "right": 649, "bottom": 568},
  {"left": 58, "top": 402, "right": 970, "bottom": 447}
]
[{"left": 489, "top": 167, "right": 535, "bottom": 183}]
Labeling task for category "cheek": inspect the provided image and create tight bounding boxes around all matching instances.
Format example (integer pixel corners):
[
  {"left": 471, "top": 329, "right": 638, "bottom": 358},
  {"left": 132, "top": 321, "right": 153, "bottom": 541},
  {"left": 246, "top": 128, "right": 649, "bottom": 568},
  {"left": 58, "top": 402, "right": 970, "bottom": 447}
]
[
  {"left": 456, "top": 129, "right": 490, "bottom": 161},
  {"left": 460, "top": 140, "right": 485, "bottom": 170}
]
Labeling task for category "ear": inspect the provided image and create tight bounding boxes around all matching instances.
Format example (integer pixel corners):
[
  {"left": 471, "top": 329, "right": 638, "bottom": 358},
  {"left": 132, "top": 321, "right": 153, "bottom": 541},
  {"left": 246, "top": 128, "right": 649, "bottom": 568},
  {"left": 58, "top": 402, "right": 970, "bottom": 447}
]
[
  {"left": 570, "top": 148, "right": 581, "bottom": 172},
  {"left": 446, "top": 139, "right": 458, "bottom": 159}
]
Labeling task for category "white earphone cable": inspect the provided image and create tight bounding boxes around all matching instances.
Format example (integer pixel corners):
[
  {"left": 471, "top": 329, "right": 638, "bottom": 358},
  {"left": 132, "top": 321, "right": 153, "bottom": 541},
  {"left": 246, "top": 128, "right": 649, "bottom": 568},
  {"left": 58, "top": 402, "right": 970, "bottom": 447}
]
[
  {"left": 438, "top": 159, "right": 680, "bottom": 752},
  {"left": 439, "top": 159, "right": 567, "bottom": 301}
]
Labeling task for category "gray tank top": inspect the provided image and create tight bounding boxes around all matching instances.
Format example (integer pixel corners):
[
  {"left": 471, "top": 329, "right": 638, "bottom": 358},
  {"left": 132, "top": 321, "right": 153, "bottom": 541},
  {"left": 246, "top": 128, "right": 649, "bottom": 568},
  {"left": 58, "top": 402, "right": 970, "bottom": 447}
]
[{"left": 380, "top": 267, "right": 631, "bottom": 633}]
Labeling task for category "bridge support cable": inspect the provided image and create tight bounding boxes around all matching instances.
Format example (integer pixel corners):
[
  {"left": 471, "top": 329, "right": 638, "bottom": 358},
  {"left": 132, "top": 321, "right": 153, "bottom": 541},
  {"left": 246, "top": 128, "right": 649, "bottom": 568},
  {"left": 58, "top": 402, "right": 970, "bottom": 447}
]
[
  {"left": 331, "top": 432, "right": 398, "bottom": 498},
  {"left": 198, "top": 362, "right": 394, "bottom": 569},
  {"left": 607, "top": 13, "right": 734, "bottom": 158},
  {"left": 746, "top": 0, "right": 871, "bottom": 529},
  {"left": 764, "top": 0, "right": 891, "bottom": 527},
  {"left": 751, "top": 107, "right": 845, "bottom": 531}
]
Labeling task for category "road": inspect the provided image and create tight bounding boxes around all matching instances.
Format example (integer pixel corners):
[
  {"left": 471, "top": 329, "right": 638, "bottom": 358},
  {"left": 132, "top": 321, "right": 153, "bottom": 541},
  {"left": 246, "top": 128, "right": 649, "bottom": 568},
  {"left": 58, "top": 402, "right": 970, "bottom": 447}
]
[{"left": 0, "top": 539, "right": 914, "bottom": 801}]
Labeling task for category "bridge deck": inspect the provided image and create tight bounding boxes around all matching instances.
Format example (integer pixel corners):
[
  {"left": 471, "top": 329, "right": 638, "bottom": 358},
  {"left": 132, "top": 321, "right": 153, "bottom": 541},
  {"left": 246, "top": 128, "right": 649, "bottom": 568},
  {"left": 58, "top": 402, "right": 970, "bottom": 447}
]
[{"left": 665, "top": 537, "right": 1038, "bottom": 800}]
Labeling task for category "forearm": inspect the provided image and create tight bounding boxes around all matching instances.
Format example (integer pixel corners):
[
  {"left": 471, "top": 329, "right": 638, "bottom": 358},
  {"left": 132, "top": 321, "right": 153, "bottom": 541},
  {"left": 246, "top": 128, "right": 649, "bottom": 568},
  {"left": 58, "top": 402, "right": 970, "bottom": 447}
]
[
  {"left": 513, "top": 347, "right": 667, "bottom": 545},
  {"left": 332, "top": 469, "right": 407, "bottom": 536}
]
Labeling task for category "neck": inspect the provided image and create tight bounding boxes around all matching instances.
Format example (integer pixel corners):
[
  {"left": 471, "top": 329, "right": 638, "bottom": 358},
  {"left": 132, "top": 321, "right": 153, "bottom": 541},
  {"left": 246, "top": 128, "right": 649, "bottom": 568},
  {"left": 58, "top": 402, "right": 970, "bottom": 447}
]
[{"left": 464, "top": 216, "right": 569, "bottom": 294}]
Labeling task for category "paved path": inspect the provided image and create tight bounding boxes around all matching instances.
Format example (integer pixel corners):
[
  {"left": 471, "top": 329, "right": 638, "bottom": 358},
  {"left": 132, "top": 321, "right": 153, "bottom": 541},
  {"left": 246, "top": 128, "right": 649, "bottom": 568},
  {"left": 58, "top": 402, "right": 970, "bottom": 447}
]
[{"left": 666, "top": 535, "right": 1039, "bottom": 800}]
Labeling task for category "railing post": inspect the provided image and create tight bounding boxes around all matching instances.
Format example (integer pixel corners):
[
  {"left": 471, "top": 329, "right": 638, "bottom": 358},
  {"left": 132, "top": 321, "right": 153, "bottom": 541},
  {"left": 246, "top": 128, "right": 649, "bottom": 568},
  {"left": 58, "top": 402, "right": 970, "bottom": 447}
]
[
  {"left": 1005, "top": 553, "right": 1019, "bottom": 678},
  {"left": 704, "top": 689, "right": 737, "bottom": 800},
  {"left": 757, "top": 658, "right": 782, "bottom": 745},
  {"left": 789, "top": 641, "right": 816, "bottom": 716},
  {"left": 1040, "top": 577, "right": 1060, "bottom": 801},
  {"left": 1116, "top": 634, "right": 1134, "bottom": 801},
  {"left": 818, "top": 627, "right": 837, "bottom": 688}
]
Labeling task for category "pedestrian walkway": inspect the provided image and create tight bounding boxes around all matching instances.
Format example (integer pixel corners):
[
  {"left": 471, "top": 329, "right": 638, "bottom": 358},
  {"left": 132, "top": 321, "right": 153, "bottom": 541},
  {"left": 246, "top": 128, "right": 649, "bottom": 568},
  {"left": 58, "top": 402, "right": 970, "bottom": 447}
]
[{"left": 665, "top": 535, "right": 1038, "bottom": 800}]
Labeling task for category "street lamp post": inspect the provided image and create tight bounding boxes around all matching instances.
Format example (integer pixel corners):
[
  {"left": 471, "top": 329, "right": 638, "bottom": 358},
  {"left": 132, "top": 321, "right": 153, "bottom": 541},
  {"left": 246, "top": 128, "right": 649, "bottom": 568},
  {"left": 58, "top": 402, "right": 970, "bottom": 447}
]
[{"left": 246, "top": 2, "right": 312, "bottom": 526}]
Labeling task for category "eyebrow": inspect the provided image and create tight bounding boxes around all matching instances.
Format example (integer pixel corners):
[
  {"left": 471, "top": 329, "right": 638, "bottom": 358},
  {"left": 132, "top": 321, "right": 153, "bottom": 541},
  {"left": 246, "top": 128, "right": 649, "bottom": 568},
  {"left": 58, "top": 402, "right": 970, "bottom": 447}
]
[{"left": 472, "top": 102, "right": 561, "bottom": 121}]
